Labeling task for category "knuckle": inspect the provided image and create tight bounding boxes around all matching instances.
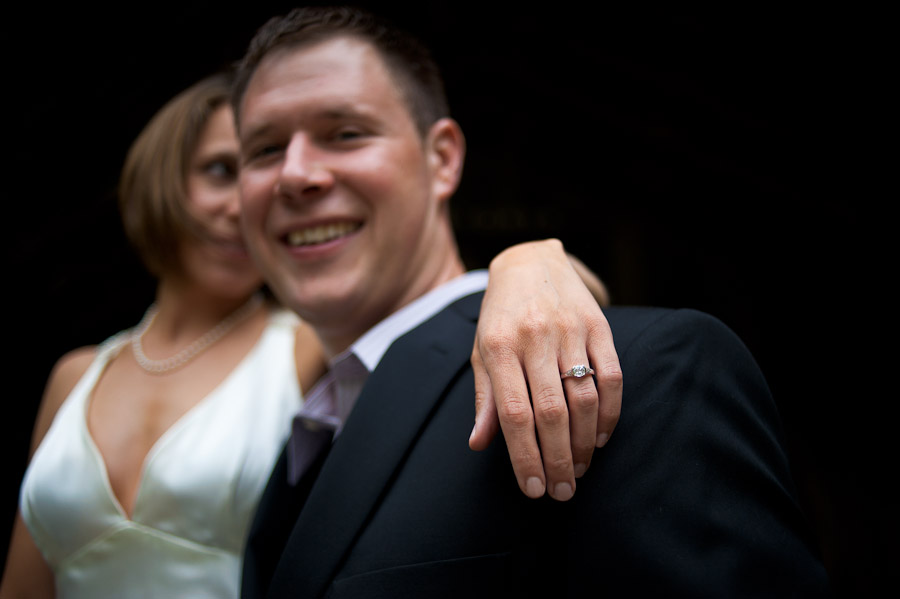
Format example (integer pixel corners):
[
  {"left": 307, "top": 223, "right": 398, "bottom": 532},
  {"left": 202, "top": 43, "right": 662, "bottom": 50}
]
[
  {"left": 518, "top": 313, "right": 551, "bottom": 340},
  {"left": 532, "top": 393, "right": 568, "bottom": 425},
  {"left": 497, "top": 397, "right": 534, "bottom": 429},
  {"left": 469, "top": 345, "right": 483, "bottom": 366},
  {"left": 479, "top": 331, "right": 518, "bottom": 358},
  {"left": 585, "top": 318, "right": 610, "bottom": 337},
  {"left": 595, "top": 361, "right": 624, "bottom": 389},
  {"left": 543, "top": 454, "right": 572, "bottom": 475},
  {"left": 566, "top": 385, "right": 599, "bottom": 411}
]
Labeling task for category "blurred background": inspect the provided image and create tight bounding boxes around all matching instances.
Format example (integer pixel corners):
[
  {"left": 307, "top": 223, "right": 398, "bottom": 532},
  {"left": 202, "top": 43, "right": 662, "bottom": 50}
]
[{"left": 2, "top": 3, "right": 890, "bottom": 595}]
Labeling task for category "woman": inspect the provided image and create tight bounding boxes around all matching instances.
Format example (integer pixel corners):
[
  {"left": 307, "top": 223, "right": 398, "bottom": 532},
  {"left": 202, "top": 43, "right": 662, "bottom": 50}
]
[
  {"left": 1, "top": 73, "right": 616, "bottom": 598},
  {"left": 2, "top": 72, "right": 321, "bottom": 598}
]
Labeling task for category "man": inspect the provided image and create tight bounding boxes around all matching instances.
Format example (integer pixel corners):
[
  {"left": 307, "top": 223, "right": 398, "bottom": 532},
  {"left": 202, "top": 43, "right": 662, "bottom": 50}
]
[{"left": 235, "top": 7, "right": 830, "bottom": 597}]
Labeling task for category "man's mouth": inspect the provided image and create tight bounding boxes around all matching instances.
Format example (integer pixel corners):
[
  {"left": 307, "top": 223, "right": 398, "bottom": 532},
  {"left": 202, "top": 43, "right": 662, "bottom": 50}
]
[{"left": 284, "top": 221, "right": 362, "bottom": 247}]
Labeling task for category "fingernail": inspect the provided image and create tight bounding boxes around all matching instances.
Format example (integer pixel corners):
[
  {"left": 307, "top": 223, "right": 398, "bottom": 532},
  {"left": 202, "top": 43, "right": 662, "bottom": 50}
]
[
  {"left": 525, "top": 476, "right": 545, "bottom": 499},
  {"left": 596, "top": 432, "right": 609, "bottom": 447},
  {"left": 574, "top": 463, "right": 587, "bottom": 478},
  {"left": 553, "top": 482, "right": 574, "bottom": 501}
]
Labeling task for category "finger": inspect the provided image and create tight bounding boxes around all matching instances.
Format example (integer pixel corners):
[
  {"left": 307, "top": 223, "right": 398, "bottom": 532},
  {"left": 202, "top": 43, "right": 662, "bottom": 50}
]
[
  {"left": 479, "top": 342, "right": 546, "bottom": 500},
  {"left": 587, "top": 316, "right": 623, "bottom": 448},
  {"left": 560, "top": 362, "right": 599, "bottom": 478},
  {"left": 525, "top": 350, "right": 575, "bottom": 502},
  {"left": 469, "top": 341, "right": 499, "bottom": 451}
]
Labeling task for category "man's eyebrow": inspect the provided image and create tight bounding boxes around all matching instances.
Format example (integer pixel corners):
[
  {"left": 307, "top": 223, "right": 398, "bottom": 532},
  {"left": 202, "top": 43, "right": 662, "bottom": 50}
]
[
  {"left": 242, "top": 108, "right": 381, "bottom": 141},
  {"left": 317, "top": 105, "right": 380, "bottom": 123},
  {"left": 239, "top": 122, "right": 275, "bottom": 150}
]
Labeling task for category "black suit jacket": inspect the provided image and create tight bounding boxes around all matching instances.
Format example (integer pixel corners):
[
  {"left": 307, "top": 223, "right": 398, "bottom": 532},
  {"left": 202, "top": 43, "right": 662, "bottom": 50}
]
[{"left": 243, "top": 293, "right": 830, "bottom": 598}]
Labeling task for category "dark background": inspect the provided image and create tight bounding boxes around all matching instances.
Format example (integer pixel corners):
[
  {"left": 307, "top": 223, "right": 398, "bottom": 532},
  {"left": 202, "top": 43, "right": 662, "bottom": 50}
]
[{"left": 2, "top": 3, "right": 891, "bottom": 595}]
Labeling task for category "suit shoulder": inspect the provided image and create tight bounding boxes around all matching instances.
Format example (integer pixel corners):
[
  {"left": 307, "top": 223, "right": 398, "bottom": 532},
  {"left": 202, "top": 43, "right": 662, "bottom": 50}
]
[
  {"left": 603, "top": 306, "right": 750, "bottom": 361},
  {"left": 603, "top": 305, "right": 731, "bottom": 332}
]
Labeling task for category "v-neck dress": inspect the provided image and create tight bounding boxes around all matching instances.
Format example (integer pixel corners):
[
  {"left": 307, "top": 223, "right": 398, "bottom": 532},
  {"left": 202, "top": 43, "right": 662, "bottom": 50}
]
[{"left": 19, "top": 309, "right": 303, "bottom": 599}]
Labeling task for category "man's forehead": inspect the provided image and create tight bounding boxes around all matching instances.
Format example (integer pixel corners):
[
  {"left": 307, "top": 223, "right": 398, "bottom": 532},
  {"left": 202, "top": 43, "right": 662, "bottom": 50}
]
[{"left": 238, "top": 37, "right": 414, "bottom": 137}]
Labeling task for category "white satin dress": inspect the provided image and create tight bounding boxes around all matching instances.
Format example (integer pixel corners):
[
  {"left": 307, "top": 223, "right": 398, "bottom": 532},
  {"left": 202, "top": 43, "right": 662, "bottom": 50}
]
[{"left": 19, "top": 309, "right": 302, "bottom": 598}]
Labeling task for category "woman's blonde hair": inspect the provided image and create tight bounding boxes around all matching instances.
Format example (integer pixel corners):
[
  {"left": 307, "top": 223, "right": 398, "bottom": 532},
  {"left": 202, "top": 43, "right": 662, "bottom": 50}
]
[{"left": 118, "top": 72, "right": 233, "bottom": 278}]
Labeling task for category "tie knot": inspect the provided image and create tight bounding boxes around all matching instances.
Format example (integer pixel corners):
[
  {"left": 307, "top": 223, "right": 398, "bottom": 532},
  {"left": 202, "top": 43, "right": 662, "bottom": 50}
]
[{"left": 286, "top": 351, "right": 370, "bottom": 485}]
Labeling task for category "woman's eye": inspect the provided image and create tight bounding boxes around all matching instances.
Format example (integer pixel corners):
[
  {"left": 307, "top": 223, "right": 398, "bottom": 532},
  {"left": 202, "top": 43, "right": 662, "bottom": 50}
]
[{"left": 205, "top": 160, "right": 236, "bottom": 179}]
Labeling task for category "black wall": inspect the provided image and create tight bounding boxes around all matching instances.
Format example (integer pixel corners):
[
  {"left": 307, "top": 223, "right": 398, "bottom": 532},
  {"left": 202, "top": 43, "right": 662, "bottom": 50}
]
[{"left": 3, "top": 4, "right": 890, "bottom": 595}]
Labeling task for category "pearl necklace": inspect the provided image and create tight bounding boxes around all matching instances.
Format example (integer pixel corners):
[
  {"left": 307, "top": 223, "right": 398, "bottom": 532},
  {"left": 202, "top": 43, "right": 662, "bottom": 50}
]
[{"left": 130, "top": 293, "right": 264, "bottom": 375}]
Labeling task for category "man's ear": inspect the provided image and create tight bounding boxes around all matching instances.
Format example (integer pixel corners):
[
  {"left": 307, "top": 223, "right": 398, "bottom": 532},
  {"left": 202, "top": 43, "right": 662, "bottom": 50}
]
[{"left": 426, "top": 118, "right": 466, "bottom": 203}]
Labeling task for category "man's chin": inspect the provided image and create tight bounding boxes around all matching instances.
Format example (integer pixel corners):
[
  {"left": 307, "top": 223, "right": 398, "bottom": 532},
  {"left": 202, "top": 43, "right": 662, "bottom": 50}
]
[{"left": 282, "top": 288, "right": 359, "bottom": 327}]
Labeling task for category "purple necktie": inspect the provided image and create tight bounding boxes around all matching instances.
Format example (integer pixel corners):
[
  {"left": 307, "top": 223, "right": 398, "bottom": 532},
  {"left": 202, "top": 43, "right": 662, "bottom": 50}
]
[{"left": 287, "top": 352, "right": 368, "bottom": 485}]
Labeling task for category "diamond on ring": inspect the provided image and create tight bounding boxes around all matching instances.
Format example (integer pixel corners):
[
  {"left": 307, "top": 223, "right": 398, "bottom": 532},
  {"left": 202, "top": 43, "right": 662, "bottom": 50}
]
[{"left": 562, "top": 364, "right": 595, "bottom": 379}]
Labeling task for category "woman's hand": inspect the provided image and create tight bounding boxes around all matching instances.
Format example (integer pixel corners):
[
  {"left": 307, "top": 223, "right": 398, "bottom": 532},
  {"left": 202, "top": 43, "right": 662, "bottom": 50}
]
[{"left": 470, "top": 239, "right": 622, "bottom": 501}]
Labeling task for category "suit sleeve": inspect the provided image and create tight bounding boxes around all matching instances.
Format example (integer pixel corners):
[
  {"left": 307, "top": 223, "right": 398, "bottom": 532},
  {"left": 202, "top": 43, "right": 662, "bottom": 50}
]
[{"left": 565, "top": 308, "right": 830, "bottom": 597}]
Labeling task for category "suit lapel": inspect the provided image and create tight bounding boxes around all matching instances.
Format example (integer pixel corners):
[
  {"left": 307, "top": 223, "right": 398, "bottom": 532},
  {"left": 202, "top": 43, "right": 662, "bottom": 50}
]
[
  {"left": 241, "top": 443, "right": 330, "bottom": 599},
  {"left": 267, "top": 292, "right": 482, "bottom": 598}
]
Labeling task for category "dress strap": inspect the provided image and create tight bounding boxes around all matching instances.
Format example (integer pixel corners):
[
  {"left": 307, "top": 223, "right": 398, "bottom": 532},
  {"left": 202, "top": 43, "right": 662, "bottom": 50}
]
[{"left": 94, "top": 329, "right": 135, "bottom": 363}]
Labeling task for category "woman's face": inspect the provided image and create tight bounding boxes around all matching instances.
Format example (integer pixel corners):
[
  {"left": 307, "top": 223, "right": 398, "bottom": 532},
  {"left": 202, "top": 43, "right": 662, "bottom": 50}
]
[{"left": 177, "top": 105, "right": 263, "bottom": 299}]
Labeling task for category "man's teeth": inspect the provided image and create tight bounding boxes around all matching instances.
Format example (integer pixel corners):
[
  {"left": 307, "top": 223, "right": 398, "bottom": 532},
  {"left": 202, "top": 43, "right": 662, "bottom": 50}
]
[{"left": 286, "top": 222, "right": 359, "bottom": 246}]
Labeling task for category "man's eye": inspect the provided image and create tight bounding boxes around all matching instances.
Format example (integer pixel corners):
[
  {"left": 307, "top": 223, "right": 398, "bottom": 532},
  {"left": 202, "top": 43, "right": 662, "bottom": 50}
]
[
  {"left": 242, "top": 145, "right": 280, "bottom": 167},
  {"left": 253, "top": 145, "right": 283, "bottom": 159},
  {"left": 334, "top": 128, "right": 364, "bottom": 141}
]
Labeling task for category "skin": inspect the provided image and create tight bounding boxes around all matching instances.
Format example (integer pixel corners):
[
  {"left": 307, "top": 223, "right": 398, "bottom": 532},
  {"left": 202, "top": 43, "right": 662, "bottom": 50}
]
[
  {"left": 469, "top": 239, "right": 622, "bottom": 499},
  {"left": 238, "top": 39, "right": 465, "bottom": 355},
  {"left": 0, "top": 106, "right": 327, "bottom": 598},
  {"left": 178, "top": 105, "right": 265, "bottom": 300},
  {"left": 1, "top": 57, "right": 621, "bottom": 593},
  {"left": 236, "top": 36, "right": 622, "bottom": 501}
]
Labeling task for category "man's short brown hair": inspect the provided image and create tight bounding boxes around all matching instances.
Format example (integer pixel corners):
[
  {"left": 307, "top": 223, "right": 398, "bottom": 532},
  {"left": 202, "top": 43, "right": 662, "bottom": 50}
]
[{"left": 232, "top": 6, "right": 449, "bottom": 138}]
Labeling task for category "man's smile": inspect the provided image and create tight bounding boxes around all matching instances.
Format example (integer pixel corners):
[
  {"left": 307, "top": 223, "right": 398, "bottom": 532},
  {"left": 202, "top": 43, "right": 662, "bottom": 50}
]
[{"left": 284, "top": 221, "right": 362, "bottom": 247}]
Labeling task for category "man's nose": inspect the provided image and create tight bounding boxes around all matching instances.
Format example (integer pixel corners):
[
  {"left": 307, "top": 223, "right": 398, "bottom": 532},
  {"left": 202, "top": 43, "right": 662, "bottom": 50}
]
[{"left": 276, "top": 135, "right": 334, "bottom": 200}]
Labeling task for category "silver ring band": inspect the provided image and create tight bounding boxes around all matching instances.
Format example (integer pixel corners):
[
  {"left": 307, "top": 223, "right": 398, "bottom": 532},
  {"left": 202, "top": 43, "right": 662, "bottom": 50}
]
[{"left": 561, "top": 364, "right": 595, "bottom": 379}]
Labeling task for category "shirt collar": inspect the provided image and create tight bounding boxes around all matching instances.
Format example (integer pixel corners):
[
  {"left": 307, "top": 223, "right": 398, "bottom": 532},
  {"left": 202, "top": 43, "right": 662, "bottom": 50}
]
[
  {"left": 288, "top": 270, "right": 487, "bottom": 484},
  {"left": 340, "top": 269, "right": 488, "bottom": 374}
]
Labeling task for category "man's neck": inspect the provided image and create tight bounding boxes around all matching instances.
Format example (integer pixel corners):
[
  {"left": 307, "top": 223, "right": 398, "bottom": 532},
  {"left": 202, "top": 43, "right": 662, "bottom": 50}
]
[{"left": 316, "top": 255, "right": 467, "bottom": 359}]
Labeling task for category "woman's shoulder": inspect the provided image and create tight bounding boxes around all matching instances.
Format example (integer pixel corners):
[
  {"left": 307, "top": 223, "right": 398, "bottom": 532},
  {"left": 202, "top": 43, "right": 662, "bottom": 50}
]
[
  {"left": 50, "top": 346, "right": 98, "bottom": 390},
  {"left": 29, "top": 346, "right": 98, "bottom": 454}
]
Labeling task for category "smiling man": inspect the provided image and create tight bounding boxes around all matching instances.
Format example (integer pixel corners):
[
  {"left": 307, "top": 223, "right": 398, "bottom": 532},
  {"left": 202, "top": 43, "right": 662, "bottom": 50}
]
[
  {"left": 237, "top": 35, "right": 465, "bottom": 356},
  {"left": 234, "top": 7, "right": 829, "bottom": 598}
]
